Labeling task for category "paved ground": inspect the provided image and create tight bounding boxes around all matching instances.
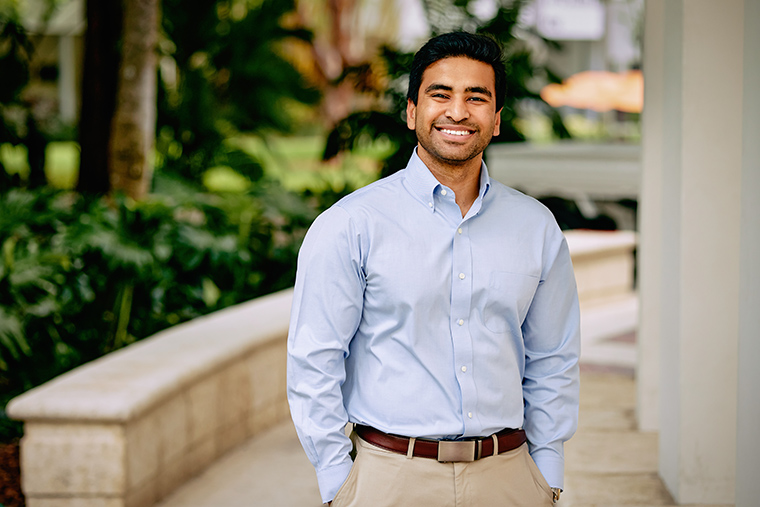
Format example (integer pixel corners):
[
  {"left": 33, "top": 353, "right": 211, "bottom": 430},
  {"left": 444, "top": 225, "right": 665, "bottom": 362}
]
[{"left": 156, "top": 296, "right": 732, "bottom": 507}]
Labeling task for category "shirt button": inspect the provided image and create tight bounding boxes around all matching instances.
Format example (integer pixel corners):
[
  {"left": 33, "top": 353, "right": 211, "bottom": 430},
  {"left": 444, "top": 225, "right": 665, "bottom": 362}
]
[
  {"left": 441, "top": 189, "right": 447, "bottom": 196},
  {"left": 468, "top": 412, "right": 473, "bottom": 419},
  {"left": 458, "top": 319, "right": 464, "bottom": 326},
  {"left": 458, "top": 228, "right": 463, "bottom": 234},
  {"left": 428, "top": 202, "right": 433, "bottom": 208},
  {"left": 459, "top": 273, "right": 465, "bottom": 280},
  {"left": 461, "top": 366, "right": 467, "bottom": 372}
]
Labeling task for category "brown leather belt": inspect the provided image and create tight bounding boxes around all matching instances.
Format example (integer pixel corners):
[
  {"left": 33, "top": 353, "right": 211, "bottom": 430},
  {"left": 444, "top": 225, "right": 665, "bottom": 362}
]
[{"left": 355, "top": 425, "right": 527, "bottom": 462}]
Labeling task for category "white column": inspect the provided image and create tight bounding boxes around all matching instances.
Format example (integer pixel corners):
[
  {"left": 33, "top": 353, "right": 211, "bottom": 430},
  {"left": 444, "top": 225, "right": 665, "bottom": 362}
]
[
  {"left": 640, "top": 0, "right": 745, "bottom": 503},
  {"left": 736, "top": 1, "right": 760, "bottom": 506},
  {"left": 636, "top": 0, "right": 664, "bottom": 433}
]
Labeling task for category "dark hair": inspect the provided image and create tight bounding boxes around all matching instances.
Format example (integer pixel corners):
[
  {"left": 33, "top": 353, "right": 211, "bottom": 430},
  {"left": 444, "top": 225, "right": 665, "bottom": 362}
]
[{"left": 407, "top": 32, "right": 507, "bottom": 111}]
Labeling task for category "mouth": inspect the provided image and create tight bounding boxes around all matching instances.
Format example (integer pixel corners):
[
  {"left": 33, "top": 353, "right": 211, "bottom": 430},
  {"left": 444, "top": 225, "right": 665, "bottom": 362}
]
[{"left": 434, "top": 125, "right": 476, "bottom": 138}]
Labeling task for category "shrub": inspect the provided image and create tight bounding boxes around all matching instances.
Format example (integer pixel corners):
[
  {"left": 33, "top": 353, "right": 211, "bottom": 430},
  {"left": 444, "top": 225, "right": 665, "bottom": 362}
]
[{"left": 0, "top": 180, "right": 319, "bottom": 440}]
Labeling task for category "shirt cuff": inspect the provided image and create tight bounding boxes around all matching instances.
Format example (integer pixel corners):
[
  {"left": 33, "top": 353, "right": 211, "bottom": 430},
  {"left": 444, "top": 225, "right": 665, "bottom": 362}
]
[
  {"left": 316, "top": 460, "right": 354, "bottom": 504},
  {"left": 530, "top": 448, "right": 565, "bottom": 490}
]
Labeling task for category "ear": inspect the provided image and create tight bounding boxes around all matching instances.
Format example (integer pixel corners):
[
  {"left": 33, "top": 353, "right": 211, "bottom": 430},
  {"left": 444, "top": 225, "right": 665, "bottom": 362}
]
[
  {"left": 493, "top": 108, "right": 502, "bottom": 137},
  {"left": 406, "top": 99, "right": 417, "bottom": 130}
]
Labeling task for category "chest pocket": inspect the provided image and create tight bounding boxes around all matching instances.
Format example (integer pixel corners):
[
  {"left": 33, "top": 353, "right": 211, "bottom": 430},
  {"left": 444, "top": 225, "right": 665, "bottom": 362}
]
[{"left": 482, "top": 271, "right": 540, "bottom": 333}]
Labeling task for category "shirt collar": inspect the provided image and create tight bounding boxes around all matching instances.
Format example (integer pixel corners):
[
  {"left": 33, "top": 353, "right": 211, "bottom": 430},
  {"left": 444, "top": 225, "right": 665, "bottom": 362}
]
[{"left": 404, "top": 147, "right": 492, "bottom": 213}]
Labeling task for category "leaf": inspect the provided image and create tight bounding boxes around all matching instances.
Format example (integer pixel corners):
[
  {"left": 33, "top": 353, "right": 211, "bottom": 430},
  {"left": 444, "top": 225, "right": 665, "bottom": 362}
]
[
  {"left": 202, "top": 277, "right": 221, "bottom": 307},
  {"left": 0, "top": 307, "right": 30, "bottom": 362}
]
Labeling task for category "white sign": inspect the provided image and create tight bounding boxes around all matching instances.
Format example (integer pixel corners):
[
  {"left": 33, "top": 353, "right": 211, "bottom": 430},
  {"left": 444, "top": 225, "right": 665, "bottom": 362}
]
[{"left": 536, "top": 0, "right": 606, "bottom": 41}]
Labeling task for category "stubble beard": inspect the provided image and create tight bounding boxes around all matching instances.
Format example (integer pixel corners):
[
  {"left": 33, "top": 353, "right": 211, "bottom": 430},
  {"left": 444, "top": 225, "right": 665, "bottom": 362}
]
[{"left": 416, "top": 122, "right": 494, "bottom": 167}]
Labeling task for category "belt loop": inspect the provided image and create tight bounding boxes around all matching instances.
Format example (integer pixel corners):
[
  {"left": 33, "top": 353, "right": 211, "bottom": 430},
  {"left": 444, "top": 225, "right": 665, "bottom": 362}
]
[
  {"left": 406, "top": 437, "right": 416, "bottom": 459},
  {"left": 492, "top": 434, "right": 499, "bottom": 456}
]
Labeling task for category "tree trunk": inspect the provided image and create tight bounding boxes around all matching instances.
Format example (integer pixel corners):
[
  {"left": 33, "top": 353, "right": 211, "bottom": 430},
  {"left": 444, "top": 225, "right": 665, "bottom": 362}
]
[
  {"left": 109, "top": 0, "right": 159, "bottom": 200},
  {"left": 77, "top": 0, "right": 122, "bottom": 195}
]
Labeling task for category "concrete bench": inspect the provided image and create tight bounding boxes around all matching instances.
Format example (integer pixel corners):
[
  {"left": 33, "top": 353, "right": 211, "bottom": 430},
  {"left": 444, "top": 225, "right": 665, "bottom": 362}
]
[
  {"left": 7, "top": 289, "right": 293, "bottom": 507},
  {"left": 7, "top": 231, "right": 636, "bottom": 507},
  {"left": 564, "top": 230, "right": 637, "bottom": 305}
]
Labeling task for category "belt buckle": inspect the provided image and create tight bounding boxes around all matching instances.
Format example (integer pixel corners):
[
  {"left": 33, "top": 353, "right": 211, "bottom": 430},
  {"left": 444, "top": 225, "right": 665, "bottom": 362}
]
[{"left": 437, "top": 440, "right": 476, "bottom": 462}]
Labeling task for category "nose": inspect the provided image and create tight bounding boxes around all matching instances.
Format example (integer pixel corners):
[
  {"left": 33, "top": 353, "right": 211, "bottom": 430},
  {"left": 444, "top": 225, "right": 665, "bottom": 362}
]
[{"left": 445, "top": 97, "right": 469, "bottom": 122}]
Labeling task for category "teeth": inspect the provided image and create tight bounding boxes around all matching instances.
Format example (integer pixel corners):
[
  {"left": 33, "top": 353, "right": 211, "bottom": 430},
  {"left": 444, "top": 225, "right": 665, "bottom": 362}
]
[{"left": 439, "top": 128, "right": 471, "bottom": 136}]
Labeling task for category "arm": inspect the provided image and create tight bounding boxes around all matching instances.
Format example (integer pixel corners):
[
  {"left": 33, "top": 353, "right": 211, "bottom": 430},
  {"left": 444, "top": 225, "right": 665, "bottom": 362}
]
[
  {"left": 521, "top": 227, "right": 581, "bottom": 490},
  {"left": 287, "top": 206, "right": 366, "bottom": 504}
]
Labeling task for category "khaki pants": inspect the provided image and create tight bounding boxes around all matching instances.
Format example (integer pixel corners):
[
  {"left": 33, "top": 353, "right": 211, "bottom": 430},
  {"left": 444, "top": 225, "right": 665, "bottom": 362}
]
[{"left": 331, "top": 436, "right": 555, "bottom": 507}]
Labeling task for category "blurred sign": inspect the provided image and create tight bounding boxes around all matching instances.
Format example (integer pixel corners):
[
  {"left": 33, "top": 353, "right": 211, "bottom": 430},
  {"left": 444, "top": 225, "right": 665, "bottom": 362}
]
[{"left": 536, "top": 0, "right": 605, "bottom": 40}]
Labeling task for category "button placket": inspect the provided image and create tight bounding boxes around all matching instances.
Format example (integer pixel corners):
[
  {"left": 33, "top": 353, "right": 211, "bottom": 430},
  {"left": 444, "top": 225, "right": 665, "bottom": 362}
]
[{"left": 450, "top": 219, "right": 477, "bottom": 432}]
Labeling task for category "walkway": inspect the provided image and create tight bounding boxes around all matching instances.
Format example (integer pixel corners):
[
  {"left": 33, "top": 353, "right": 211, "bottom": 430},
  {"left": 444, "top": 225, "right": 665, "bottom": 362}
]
[{"left": 155, "top": 296, "right": 730, "bottom": 507}]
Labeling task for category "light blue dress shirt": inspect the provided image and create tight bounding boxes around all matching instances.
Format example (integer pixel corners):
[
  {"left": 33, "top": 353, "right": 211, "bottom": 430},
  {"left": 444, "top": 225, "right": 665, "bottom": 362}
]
[{"left": 287, "top": 150, "right": 580, "bottom": 503}]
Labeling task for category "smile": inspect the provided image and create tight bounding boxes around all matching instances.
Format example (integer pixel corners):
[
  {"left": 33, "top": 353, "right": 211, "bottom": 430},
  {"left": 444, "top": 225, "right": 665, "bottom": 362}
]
[{"left": 435, "top": 126, "right": 475, "bottom": 136}]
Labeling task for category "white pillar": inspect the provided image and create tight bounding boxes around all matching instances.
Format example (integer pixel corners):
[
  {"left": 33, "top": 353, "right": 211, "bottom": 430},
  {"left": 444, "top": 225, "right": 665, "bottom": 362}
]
[
  {"left": 640, "top": 0, "right": 746, "bottom": 503},
  {"left": 736, "top": 2, "right": 760, "bottom": 506},
  {"left": 636, "top": 0, "right": 663, "bottom": 433}
]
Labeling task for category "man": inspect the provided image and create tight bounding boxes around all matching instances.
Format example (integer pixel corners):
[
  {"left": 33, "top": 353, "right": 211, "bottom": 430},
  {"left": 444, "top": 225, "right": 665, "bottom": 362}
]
[{"left": 287, "top": 31, "right": 580, "bottom": 506}]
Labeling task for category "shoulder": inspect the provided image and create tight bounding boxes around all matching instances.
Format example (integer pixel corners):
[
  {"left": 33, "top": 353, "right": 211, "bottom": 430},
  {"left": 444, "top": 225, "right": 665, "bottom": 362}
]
[
  {"left": 334, "top": 170, "right": 405, "bottom": 210},
  {"left": 321, "top": 170, "right": 407, "bottom": 226},
  {"left": 487, "top": 179, "right": 558, "bottom": 225},
  {"left": 307, "top": 170, "right": 406, "bottom": 235}
]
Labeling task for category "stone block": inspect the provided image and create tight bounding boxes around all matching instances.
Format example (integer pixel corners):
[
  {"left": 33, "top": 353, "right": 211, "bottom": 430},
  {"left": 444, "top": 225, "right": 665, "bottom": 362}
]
[
  {"left": 218, "top": 360, "right": 250, "bottom": 429},
  {"left": 248, "top": 342, "right": 286, "bottom": 412},
  {"left": 277, "top": 398, "right": 291, "bottom": 420},
  {"left": 247, "top": 402, "right": 278, "bottom": 437},
  {"left": 124, "top": 411, "right": 160, "bottom": 489},
  {"left": 185, "top": 436, "right": 216, "bottom": 478},
  {"left": 21, "top": 423, "right": 126, "bottom": 495},
  {"left": 26, "top": 499, "right": 125, "bottom": 507},
  {"left": 154, "top": 395, "right": 188, "bottom": 466},
  {"left": 185, "top": 375, "right": 221, "bottom": 445},
  {"left": 573, "top": 252, "right": 634, "bottom": 303},
  {"left": 124, "top": 475, "right": 157, "bottom": 507},
  {"left": 157, "top": 454, "right": 190, "bottom": 500},
  {"left": 216, "top": 417, "right": 248, "bottom": 457}
]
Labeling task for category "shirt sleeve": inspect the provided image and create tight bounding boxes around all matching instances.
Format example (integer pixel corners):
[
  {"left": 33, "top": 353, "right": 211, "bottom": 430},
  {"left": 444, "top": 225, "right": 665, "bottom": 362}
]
[
  {"left": 287, "top": 206, "right": 365, "bottom": 504},
  {"left": 521, "top": 223, "right": 581, "bottom": 490}
]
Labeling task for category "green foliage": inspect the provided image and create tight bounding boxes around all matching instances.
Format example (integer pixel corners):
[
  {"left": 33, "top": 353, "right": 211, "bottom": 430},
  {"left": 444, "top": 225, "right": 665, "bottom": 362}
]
[
  {"left": 0, "top": 11, "right": 34, "bottom": 148},
  {"left": 157, "top": 0, "right": 320, "bottom": 184},
  {"left": 0, "top": 181, "right": 320, "bottom": 440},
  {"left": 323, "top": 0, "right": 571, "bottom": 177}
]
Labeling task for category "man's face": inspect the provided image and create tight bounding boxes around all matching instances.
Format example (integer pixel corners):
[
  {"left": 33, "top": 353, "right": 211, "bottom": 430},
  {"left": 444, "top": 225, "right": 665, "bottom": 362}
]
[{"left": 406, "top": 56, "right": 501, "bottom": 168}]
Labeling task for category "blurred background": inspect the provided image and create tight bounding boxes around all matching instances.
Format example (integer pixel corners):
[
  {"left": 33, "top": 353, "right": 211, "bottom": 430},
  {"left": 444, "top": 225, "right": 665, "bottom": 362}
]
[{"left": 0, "top": 0, "right": 644, "bottom": 439}]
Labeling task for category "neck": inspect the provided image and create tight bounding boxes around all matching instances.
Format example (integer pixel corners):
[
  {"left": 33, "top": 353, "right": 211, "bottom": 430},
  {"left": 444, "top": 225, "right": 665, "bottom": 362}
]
[{"left": 418, "top": 148, "right": 482, "bottom": 217}]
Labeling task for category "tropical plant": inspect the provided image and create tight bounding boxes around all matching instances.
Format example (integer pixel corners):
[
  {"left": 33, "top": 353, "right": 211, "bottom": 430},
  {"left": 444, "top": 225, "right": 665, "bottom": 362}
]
[
  {"left": 157, "top": 0, "right": 320, "bottom": 186},
  {"left": 0, "top": 179, "right": 320, "bottom": 440}
]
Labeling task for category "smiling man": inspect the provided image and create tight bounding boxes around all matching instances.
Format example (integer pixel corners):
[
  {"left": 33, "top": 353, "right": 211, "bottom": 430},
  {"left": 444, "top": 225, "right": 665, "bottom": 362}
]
[{"left": 287, "top": 32, "right": 580, "bottom": 507}]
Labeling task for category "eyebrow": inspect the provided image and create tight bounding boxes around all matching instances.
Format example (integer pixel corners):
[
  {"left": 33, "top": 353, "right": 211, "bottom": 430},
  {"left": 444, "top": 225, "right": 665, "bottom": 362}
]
[{"left": 424, "top": 83, "right": 492, "bottom": 97}]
